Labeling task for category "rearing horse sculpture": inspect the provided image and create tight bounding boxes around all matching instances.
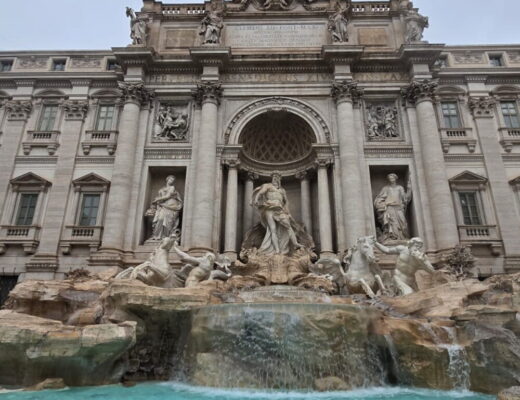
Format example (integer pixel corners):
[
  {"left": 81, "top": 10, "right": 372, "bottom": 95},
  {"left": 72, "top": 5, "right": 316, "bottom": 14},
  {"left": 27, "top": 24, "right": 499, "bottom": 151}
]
[{"left": 341, "top": 236, "right": 386, "bottom": 298}]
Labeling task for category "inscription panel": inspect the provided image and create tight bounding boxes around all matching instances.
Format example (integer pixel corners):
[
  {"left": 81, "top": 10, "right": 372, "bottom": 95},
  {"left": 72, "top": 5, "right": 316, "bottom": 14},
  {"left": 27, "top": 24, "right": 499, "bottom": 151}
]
[{"left": 225, "top": 23, "right": 327, "bottom": 48}]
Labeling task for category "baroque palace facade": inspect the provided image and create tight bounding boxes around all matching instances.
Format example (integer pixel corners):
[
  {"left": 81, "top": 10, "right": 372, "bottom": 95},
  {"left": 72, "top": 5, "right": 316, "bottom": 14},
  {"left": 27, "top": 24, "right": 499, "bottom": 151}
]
[{"left": 1, "top": 0, "right": 520, "bottom": 297}]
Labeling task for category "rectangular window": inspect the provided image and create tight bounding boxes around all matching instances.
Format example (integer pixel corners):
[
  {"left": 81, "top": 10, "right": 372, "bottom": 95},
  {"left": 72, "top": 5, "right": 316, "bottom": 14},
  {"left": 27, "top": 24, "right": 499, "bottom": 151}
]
[
  {"left": 15, "top": 193, "right": 39, "bottom": 226},
  {"left": 459, "top": 192, "right": 482, "bottom": 226},
  {"left": 1, "top": 60, "right": 13, "bottom": 72},
  {"left": 38, "top": 104, "right": 59, "bottom": 131},
  {"left": 78, "top": 194, "right": 100, "bottom": 226},
  {"left": 95, "top": 105, "right": 115, "bottom": 131},
  {"left": 0, "top": 276, "right": 18, "bottom": 306},
  {"left": 501, "top": 102, "right": 520, "bottom": 129},
  {"left": 107, "top": 60, "right": 119, "bottom": 71},
  {"left": 489, "top": 55, "right": 503, "bottom": 67},
  {"left": 441, "top": 102, "right": 461, "bottom": 128},
  {"left": 52, "top": 59, "right": 66, "bottom": 71}
]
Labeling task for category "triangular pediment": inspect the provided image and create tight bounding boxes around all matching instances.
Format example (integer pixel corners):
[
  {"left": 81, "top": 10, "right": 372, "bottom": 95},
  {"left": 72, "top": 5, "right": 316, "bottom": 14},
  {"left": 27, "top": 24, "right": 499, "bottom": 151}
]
[
  {"left": 449, "top": 171, "right": 488, "bottom": 184},
  {"left": 72, "top": 173, "right": 110, "bottom": 188},
  {"left": 10, "top": 172, "right": 51, "bottom": 187}
]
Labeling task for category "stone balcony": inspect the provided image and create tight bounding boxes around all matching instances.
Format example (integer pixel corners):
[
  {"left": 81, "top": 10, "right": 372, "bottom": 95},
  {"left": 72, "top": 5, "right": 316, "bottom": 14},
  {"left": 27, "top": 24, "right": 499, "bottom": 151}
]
[
  {"left": 60, "top": 225, "right": 103, "bottom": 254},
  {"left": 81, "top": 130, "right": 118, "bottom": 155},
  {"left": 458, "top": 224, "right": 502, "bottom": 255},
  {"left": 498, "top": 127, "right": 520, "bottom": 152},
  {"left": 0, "top": 225, "right": 40, "bottom": 255},
  {"left": 439, "top": 127, "right": 477, "bottom": 153},
  {"left": 22, "top": 131, "right": 60, "bottom": 155}
]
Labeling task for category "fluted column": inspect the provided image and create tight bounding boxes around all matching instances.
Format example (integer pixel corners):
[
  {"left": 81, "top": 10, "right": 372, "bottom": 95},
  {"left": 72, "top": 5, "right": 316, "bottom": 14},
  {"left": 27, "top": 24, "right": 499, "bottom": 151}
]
[
  {"left": 242, "top": 171, "right": 258, "bottom": 235},
  {"left": 316, "top": 159, "right": 334, "bottom": 255},
  {"left": 189, "top": 82, "right": 222, "bottom": 251},
  {"left": 332, "top": 81, "right": 366, "bottom": 248},
  {"left": 100, "top": 82, "right": 153, "bottom": 257},
  {"left": 402, "top": 80, "right": 458, "bottom": 250},
  {"left": 223, "top": 160, "right": 240, "bottom": 256},
  {"left": 296, "top": 170, "right": 312, "bottom": 234},
  {"left": 469, "top": 97, "right": 520, "bottom": 266}
]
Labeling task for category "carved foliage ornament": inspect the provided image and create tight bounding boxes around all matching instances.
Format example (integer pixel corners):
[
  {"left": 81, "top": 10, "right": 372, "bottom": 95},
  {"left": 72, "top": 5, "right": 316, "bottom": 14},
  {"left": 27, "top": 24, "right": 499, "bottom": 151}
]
[
  {"left": 468, "top": 96, "right": 496, "bottom": 118},
  {"left": 401, "top": 79, "right": 437, "bottom": 105},
  {"left": 192, "top": 81, "right": 223, "bottom": 106},
  {"left": 331, "top": 80, "right": 364, "bottom": 104},
  {"left": 62, "top": 100, "right": 89, "bottom": 120},
  {"left": 5, "top": 100, "right": 33, "bottom": 120},
  {"left": 118, "top": 81, "right": 154, "bottom": 105}
]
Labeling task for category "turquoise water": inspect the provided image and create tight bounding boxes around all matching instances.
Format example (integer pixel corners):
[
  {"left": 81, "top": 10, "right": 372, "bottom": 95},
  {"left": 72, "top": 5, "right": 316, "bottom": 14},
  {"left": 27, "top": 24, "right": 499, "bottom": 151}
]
[{"left": 0, "top": 383, "right": 494, "bottom": 400}]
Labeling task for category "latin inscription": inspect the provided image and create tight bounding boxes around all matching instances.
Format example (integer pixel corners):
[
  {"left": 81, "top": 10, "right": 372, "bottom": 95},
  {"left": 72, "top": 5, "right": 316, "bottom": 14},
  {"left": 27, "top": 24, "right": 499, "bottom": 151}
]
[{"left": 225, "top": 23, "right": 326, "bottom": 48}]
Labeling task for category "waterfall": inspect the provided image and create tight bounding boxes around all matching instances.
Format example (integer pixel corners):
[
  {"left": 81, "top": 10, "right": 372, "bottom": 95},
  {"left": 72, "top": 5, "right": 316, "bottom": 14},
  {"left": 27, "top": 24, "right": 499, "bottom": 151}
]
[{"left": 383, "top": 334, "right": 402, "bottom": 384}]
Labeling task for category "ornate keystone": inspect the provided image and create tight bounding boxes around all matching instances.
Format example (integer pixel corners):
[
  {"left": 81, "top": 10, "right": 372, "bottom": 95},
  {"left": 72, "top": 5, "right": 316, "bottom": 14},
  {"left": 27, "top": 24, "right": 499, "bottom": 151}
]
[
  {"left": 192, "top": 81, "right": 223, "bottom": 106},
  {"left": 331, "top": 81, "right": 363, "bottom": 104},
  {"left": 62, "top": 100, "right": 89, "bottom": 121},
  {"left": 468, "top": 96, "right": 496, "bottom": 118},
  {"left": 118, "top": 81, "right": 154, "bottom": 105},
  {"left": 401, "top": 79, "right": 437, "bottom": 105},
  {"left": 5, "top": 100, "right": 33, "bottom": 121}
]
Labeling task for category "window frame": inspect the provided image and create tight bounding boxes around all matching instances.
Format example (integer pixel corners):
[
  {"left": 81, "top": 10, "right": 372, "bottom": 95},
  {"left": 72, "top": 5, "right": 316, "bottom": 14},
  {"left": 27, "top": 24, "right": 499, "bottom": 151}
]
[
  {"left": 94, "top": 104, "right": 116, "bottom": 131},
  {"left": 457, "top": 191, "right": 484, "bottom": 226},
  {"left": 14, "top": 192, "right": 39, "bottom": 226},
  {"left": 77, "top": 192, "right": 102, "bottom": 227},
  {"left": 0, "top": 60, "right": 13, "bottom": 72},
  {"left": 67, "top": 173, "right": 110, "bottom": 229},
  {"left": 51, "top": 59, "right": 67, "bottom": 72},
  {"left": 37, "top": 103, "right": 60, "bottom": 131},
  {"left": 500, "top": 100, "right": 520, "bottom": 129},
  {"left": 488, "top": 53, "right": 505, "bottom": 67},
  {"left": 440, "top": 101, "right": 462, "bottom": 129}
]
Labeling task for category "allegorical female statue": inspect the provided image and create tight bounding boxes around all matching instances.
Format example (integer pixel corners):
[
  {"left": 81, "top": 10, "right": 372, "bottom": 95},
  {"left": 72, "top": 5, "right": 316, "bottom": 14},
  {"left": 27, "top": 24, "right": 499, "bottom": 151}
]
[
  {"left": 199, "top": 4, "right": 224, "bottom": 45},
  {"left": 126, "top": 7, "right": 148, "bottom": 46},
  {"left": 328, "top": 1, "right": 351, "bottom": 43},
  {"left": 251, "top": 174, "right": 303, "bottom": 255},
  {"left": 374, "top": 173, "right": 412, "bottom": 242},
  {"left": 147, "top": 175, "right": 183, "bottom": 240}
]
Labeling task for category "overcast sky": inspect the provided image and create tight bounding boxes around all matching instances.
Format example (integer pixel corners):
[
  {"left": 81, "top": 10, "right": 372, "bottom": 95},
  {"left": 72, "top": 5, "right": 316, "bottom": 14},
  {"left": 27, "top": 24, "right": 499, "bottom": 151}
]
[{"left": 0, "top": 0, "right": 519, "bottom": 51}]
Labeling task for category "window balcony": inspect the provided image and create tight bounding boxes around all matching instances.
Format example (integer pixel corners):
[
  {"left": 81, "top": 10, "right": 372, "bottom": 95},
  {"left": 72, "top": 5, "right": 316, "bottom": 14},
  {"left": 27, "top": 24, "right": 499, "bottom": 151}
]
[
  {"left": 60, "top": 225, "right": 103, "bottom": 254},
  {"left": 458, "top": 224, "right": 502, "bottom": 255},
  {"left": 22, "top": 130, "right": 60, "bottom": 155},
  {"left": 498, "top": 127, "right": 520, "bottom": 152},
  {"left": 439, "top": 128, "right": 476, "bottom": 153},
  {"left": 0, "top": 225, "right": 40, "bottom": 254},
  {"left": 81, "top": 130, "right": 118, "bottom": 155}
]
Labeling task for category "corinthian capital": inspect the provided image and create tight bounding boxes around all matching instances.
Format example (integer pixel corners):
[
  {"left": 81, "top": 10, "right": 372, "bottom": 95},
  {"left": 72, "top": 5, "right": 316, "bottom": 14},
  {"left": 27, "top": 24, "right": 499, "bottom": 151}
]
[
  {"left": 118, "top": 81, "right": 154, "bottom": 105},
  {"left": 5, "top": 100, "right": 33, "bottom": 121},
  {"left": 331, "top": 80, "right": 363, "bottom": 105},
  {"left": 192, "top": 81, "right": 223, "bottom": 107},
  {"left": 401, "top": 79, "right": 437, "bottom": 105},
  {"left": 468, "top": 96, "right": 496, "bottom": 118},
  {"left": 62, "top": 100, "right": 89, "bottom": 121}
]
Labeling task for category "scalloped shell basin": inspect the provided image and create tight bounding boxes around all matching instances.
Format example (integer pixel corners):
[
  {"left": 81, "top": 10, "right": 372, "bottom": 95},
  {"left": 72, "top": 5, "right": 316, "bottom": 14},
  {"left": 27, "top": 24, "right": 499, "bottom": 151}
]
[{"left": 0, "top": 382, "right": 493, "bottom": 400}]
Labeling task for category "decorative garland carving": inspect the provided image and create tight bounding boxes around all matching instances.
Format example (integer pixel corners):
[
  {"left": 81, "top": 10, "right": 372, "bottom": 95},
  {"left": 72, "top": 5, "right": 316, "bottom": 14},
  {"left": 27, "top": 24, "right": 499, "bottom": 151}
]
[
  {"left": 468, "top": 96, "right": 496, "bottom": 118},
  {"left": 224, "top": 97, "right": 331, "bottom": 144},
  {"left": 192, "top": 81, "right": 223, "bottom": 106},
  {"left": 401, "top": 79, "right": 437, "bottom": 105},
  {"left": 118, "top": 81, "right": 155, "bottom": 105},
  {"left": 331, "top": 80, "right": 364, "bottom": 104}
]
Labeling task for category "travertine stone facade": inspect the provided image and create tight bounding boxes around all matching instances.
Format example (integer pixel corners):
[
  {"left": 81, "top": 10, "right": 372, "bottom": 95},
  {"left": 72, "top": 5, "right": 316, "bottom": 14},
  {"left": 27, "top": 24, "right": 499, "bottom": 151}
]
[{"left": 1, "top": 0, "right": 520, "bottom": 286}]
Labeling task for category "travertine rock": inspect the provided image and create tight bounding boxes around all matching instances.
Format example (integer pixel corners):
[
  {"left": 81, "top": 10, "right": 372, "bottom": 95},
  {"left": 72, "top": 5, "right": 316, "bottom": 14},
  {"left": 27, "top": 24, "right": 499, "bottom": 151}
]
[
  {"left": 25, "top": 378, "right": 67, "bottom": 391},
  {"left": 314, "top": 376, "right": 350, "bottom": 391},
  {"left": 499, "top": 387, "right": 520, "bottom": 400}
]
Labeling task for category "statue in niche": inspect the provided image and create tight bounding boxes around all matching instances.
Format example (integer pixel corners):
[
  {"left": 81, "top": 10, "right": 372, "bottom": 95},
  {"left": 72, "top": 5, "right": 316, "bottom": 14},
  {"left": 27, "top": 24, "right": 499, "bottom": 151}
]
[
  {"left": 251, "top": 173, "right": 303, "bottom": 256},
  {"left": 126, "top": 7, "right": 148, "bottom": 46},
  {"left": 404, "top": 4, "right": 429, "bottom": 43},
  {"left": 145, "top": 175, "right": 183, "bottom": 241},
  {"left": 155, "top": 105, "right": 189, "bottom": 141},
  {"left": 199, "top": 0, "right": 224, "bottom": 45},
  {"left": 328, "top": 0, "right": 351, "bottom": 43},
  {"left": 366, "top": 105, "right": 399, "bottom": 139},
  {"left": 375, "top": 237, "right": 434, "bottom": 295},
  {"left": 374, "top": 173, "right": 412, "bottom": 242}
]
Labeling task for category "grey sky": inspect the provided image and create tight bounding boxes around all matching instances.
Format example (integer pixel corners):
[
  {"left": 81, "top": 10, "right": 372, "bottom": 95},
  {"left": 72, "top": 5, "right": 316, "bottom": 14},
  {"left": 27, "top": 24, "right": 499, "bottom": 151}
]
[{"left": 0, "top": 0, "right": 519, "bottom": 51}]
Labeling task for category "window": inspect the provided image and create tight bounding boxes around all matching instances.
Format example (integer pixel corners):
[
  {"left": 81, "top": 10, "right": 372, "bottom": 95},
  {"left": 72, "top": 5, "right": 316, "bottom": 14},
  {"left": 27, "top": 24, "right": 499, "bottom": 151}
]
[
  {"left": 0, "top": 276, "right": 18, "bottom": 306},
  {"left": 95, "top": 105, "right": 115, "bottom": 131},
  {"left": 441, "top": 102, "right": 461, "bottom": 128},
  {"left": 52, "top": 59, "right": 66, "bottom": 71},
  {"left": 501, "top": 101, "right": 520, "bottom": 129},
  {"left": 37, "top": 104, "right": 59, "bottom": 131},
  {"left": 489, "top": 55, "right": 504, "bottom": 67},
  {"left": 435, "top": 57, "right": 448, "bottom": 68},
  {"left": 107, "top": 60, "right": 119, "bottom": 71},
  {"left": 15, "top": 193, "right": 39, "bottom": 226},
  {"left": 78, "top": 194, "right": 101, "bottom": 226},
  {"left": 1, "top": 60, "right": 13, "bottom": 72},
  {"left": 458, "top": 192, "right": 482, "bottom": 226}
]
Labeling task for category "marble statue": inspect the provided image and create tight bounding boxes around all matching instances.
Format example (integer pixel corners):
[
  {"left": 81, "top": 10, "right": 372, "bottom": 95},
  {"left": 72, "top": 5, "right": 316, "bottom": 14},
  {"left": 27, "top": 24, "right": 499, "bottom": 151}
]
[
  {"left": 146, "top": 175, "right": 183, "bottom": 241},
  {"left": 199, "top": 2, "right": 224, "bottom": 45},
  {"left": 328, "top": 1, "right": 351, "bottom": 43},
  {"left": 342, "top": 236, "right": 386, "bottom": 298},
  {"left": 309, "top": 256, "right": 346, "bottom": 294},
  {"left": 404, "top": 4, "right": 429, "bottom": 43},
  {"left": 156, "top": 106, "right": 189, "bottom": 141},
  {"left": 367, "top": 105, "right": 399, "bottom": 139},
  {"left": 126, "top": 7, "right": 148, "bottom": 46},
  {"left": 252, "top": 173, "right": 303, "bottom": 256},
  {"left": 115, "top": 236, "right": 175, "bottom": 286},
  {"left": 374, "top": 173, "right": 412, "bottom": 242},
  {"left": 375, "top": 237, "right": 434, "bottom": 295}
]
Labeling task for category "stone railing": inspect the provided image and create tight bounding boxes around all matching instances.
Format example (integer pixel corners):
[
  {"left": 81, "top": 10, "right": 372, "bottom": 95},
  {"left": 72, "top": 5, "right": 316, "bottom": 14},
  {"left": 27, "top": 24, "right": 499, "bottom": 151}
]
[
  {"left": 439, "top": 128, "right": 476, "bottom": 153},
  {"left": 0, "top": 225, "right": 40, "bottom": 255},
  {"left": 352, "top": 2, "right": 391, "bottom": 13},
  {"left": 82, "top": 130, "right": 118, "bottom": 155},
  {"left": 22, "top": 130, "right": 60, "bottom": 155},
  {"left": 499, "top": 127, "right": 520, "bottom": 153},
  {"left": 458, "top": 225, "right": 499, "bottom": 241},
  {"left": 162, "top": 4, "right": 205, "bottom": 15},
  {"left": 60, "top": 225, "right": 103, "bottom": 254}
]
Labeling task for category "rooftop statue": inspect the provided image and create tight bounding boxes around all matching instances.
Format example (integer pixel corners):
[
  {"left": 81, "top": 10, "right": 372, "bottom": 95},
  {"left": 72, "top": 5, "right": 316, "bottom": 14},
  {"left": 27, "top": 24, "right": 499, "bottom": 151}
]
[
  {"left": 328, "top": 0, "right": 351, "bottom": 43},
  {"left": 126, "top": 7, "right": 148, "bottom": 46},
  {"left": 404, "top": 3, "right": 429, "bottom": 43},
  {"left": 200, "top": 1, "right": 224, "bottom": 45}
]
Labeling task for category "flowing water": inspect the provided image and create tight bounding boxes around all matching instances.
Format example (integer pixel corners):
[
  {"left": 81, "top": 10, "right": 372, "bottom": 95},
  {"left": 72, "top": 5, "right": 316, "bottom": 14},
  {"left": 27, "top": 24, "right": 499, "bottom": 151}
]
[{"left": 0, "top": 382, "right": 494, "bottom": 400}]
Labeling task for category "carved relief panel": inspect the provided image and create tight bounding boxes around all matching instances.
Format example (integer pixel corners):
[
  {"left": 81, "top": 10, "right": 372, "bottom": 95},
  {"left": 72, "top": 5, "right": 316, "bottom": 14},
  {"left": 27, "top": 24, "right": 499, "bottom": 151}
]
[
  {"left": 363, "top": 101, "right": 401, "bottom": 141},
  {"left": 153, "top": 102, "right": 191, "bottom": 142}
]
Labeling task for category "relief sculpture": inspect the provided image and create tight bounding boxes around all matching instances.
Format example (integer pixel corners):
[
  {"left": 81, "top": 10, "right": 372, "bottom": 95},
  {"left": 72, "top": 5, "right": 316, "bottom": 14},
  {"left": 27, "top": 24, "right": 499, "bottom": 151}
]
[{"left": 366, "top": 104, "right": 399, "bottom": 139}]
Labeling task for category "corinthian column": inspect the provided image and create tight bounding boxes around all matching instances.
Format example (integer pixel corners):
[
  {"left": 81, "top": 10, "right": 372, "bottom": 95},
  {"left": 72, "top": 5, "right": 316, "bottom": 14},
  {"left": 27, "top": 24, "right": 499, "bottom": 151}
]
[
  {"left": 99, "top": 82, "right": 153, "bottom": 258},
  {"left": 243, "top": 171, "right": 258, "bottom": 235},
  {"left": 316, "top": 159, "right": 334, "bottom": 255},
  {"left": 332, "top": 81, "right": 366, "bottom": 248},
  {"left": 189, "top": 82, "right": 222, "bottom": 251},
  {"left": 223, "top": 160, "right": 240, "bottom": 256},
  {"left": 295, "top": 170, "right": 312, "bottom": 234},
  {"left": 401, "top": 80, "right": 458, "bottom": 250},
  {"left": 469, "top": 97, "right": 520, "bottom": 267}
]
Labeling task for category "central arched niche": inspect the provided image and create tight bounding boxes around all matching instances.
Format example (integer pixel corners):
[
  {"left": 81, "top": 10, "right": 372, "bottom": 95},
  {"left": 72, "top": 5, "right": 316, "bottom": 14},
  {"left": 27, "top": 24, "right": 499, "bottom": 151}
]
[{"left": 239, "top": 110, "right": 316, "bottom": 166}]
